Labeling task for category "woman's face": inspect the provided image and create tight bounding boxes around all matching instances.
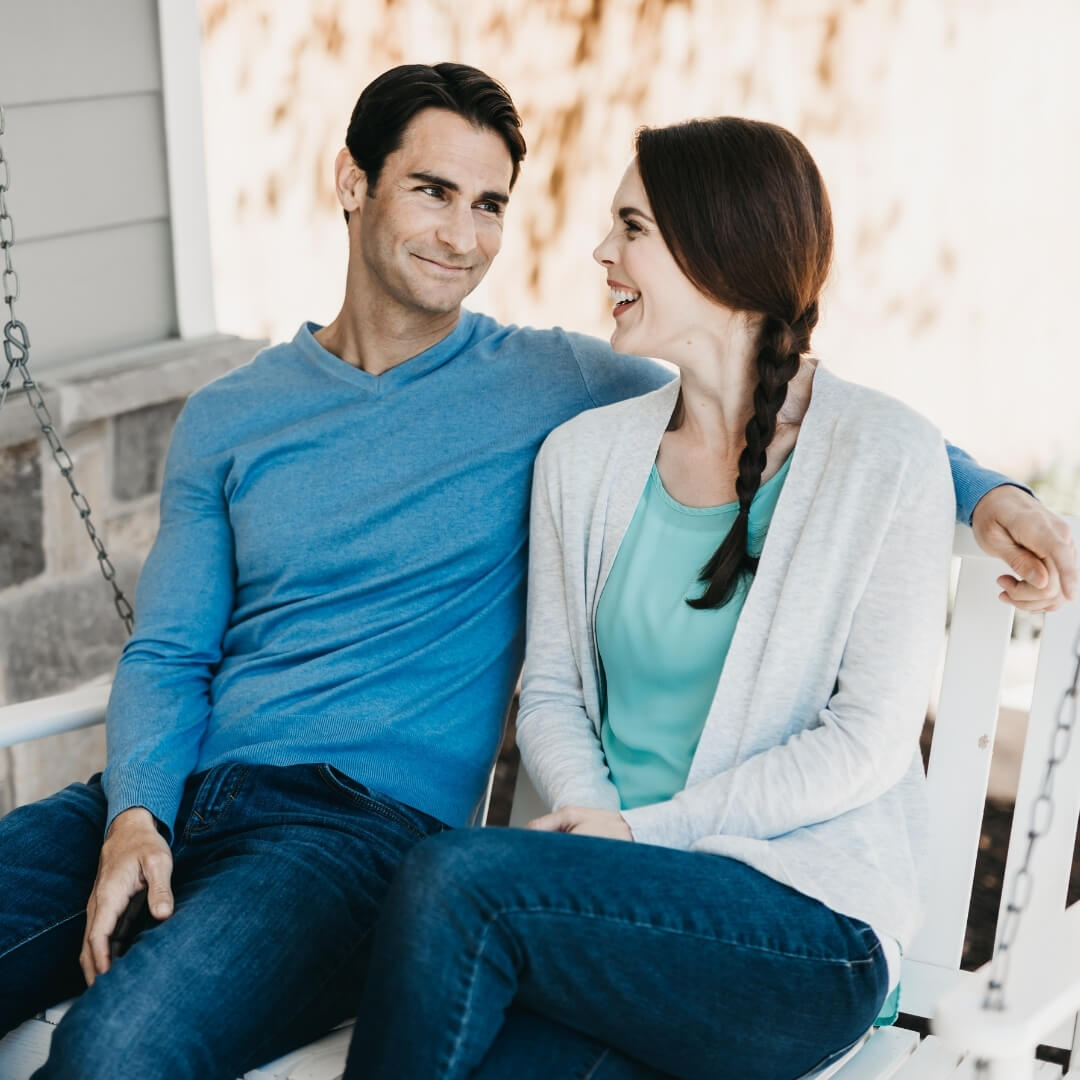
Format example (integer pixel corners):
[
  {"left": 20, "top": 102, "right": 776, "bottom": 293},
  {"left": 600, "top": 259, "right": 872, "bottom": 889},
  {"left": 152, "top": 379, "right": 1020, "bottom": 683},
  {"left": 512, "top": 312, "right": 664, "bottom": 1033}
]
[{"left": 593, "top": 159, "right": 736, "bottom": 363}]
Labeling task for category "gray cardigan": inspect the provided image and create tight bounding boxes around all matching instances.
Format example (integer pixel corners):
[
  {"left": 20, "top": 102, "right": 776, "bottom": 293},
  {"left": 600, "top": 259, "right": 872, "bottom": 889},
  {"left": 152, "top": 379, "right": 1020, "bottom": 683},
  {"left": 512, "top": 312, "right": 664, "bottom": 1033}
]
[{"left": 516, "top": 364, "right": 955, "bottom": 947}]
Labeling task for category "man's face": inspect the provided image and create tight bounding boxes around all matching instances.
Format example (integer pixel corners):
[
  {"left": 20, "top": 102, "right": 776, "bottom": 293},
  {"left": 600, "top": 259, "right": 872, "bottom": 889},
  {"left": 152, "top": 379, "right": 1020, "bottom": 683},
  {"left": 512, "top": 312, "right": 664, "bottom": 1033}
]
[{"left": 352, "top": 108, "right": 513, "bottom": 317}]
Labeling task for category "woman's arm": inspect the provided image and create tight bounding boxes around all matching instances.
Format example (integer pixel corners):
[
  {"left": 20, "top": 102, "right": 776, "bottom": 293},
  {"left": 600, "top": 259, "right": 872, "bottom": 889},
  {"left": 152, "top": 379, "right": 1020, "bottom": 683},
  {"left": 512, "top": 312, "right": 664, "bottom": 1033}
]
[
  {"left": 516, "top": 441, "right": 622, "bottom": 814},
  {"left": 621, "top": 439, "right": 955, "bottom": 850}
]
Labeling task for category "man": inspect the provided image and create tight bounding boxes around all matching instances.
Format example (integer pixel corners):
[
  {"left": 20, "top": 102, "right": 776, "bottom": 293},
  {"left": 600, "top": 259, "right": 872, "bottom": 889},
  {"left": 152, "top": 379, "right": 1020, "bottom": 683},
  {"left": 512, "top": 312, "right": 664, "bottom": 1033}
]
[{"left": 0, "top": 63, "right": 1074, "bottom": 1080}]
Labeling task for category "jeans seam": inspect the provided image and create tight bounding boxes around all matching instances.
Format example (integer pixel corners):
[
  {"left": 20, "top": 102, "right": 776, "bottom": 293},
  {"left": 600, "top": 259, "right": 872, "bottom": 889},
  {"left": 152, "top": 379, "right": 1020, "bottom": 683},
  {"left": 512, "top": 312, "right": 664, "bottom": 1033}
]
[
  {"left": 0, "top": 909, "right": 84, "bottom": 963},
  {"left": 580, "top": 1047, "right": 611, "bottom": 1080},
  {"left": 491, "top": 904, "right": 880, "bottom": 967},
  {"left": 316, "top": 766, "right": 432, "bottom": 841},
  {"left": 182, "top": 765, "right": 249, "bottom": 841},
  {"left": 442, "top": 903, "right": 876, "bottom": 1077}
]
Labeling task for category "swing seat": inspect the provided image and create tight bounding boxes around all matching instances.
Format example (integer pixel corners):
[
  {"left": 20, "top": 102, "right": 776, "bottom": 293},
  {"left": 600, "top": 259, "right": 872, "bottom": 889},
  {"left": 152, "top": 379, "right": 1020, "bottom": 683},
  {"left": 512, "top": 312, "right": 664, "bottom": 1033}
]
[{"left": 1, "top": 522, "right": 1078, "bottom": 1080}]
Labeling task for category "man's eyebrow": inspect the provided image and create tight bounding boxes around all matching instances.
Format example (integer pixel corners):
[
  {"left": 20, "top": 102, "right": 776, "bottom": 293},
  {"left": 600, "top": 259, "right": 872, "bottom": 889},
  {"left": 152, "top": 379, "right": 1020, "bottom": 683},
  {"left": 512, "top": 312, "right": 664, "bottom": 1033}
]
[
  {"left": 409, "top": 172, "right": 509, "bottom": 207},
  {"left": 618, "top": 206, "right": 655, "bottom": 224}
]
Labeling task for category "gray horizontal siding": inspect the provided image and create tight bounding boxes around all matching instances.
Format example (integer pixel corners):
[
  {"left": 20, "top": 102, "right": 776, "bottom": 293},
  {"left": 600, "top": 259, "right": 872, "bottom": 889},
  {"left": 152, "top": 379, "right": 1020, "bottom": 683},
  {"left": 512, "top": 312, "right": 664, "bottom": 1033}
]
[
  {"left": 12, "top": 222, "right": 177, "bottom": 368},
  {"left": 0, "top": 0, "right": 161, "bottom": 107},
  {"left": 1, "top": 95, "right": 169, "bottom": 243}
]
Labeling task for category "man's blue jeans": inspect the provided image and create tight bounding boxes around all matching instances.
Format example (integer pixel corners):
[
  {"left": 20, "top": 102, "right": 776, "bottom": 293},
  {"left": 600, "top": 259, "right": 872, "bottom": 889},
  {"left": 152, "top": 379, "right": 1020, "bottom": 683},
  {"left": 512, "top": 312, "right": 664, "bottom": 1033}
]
[
  {"left": 346, "top": 828, "right": 890, "bottom": 1080},
  {"left": 0, "top": 762, "right": 446, "bottom": 1080}
]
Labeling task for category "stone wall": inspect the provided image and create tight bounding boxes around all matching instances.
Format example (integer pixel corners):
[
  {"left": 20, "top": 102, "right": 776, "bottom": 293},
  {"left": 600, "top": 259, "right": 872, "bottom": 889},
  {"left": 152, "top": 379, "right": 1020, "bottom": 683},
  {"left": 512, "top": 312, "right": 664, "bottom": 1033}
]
[{"left": 0, "top": 335, "right": 260, "bottom": 811}]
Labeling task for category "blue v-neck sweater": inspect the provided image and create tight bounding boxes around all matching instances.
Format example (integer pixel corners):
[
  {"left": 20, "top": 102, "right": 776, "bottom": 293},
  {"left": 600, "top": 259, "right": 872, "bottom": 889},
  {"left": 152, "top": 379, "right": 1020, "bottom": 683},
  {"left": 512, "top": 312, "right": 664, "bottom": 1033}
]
[{"left": 102, "top": 313, "right": 670, "bottom": 835}]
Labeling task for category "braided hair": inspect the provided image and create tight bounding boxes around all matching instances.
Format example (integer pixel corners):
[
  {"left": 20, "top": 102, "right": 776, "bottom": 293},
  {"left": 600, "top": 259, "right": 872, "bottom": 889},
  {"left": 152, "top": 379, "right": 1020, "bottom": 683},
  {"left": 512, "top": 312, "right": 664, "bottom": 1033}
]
[{"left": 636, "top": 119, "right": 833, "bottom": 609}]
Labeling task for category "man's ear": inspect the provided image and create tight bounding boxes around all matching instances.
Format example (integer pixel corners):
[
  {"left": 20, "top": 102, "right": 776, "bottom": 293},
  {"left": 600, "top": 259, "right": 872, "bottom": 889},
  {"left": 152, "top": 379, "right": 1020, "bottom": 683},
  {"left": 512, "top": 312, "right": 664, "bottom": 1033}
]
[{"left": 334, "top": 147, "right": 369, "bottom": 218}]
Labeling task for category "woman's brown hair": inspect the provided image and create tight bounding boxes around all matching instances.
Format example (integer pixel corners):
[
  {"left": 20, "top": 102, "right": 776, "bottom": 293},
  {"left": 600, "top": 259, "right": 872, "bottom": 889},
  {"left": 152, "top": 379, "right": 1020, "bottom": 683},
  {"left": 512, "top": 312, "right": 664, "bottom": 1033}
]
[{"left": 635, "top": 118, "right": 833, "bottom": 609}]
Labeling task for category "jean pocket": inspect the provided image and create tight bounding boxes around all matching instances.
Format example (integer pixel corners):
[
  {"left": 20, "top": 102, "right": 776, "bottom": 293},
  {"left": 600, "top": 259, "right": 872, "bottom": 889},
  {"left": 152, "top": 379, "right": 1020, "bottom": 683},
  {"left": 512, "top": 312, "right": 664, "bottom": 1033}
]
[{"left": 315, "top": 765, "right": 442, "bottom": 841}]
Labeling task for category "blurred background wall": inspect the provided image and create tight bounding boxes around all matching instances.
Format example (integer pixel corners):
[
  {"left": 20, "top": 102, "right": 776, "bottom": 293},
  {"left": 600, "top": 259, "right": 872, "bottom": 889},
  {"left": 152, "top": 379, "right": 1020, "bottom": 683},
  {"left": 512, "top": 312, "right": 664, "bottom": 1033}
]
[{"left": 199, "top": 0, "right": 1079, "bottom": 501}]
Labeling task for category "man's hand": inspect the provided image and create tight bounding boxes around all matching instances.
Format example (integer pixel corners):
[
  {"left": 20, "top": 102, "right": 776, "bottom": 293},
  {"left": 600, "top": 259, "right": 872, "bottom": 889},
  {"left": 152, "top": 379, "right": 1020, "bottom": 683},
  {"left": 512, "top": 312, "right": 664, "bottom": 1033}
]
[
  {"left": 527, "top": 806, "right": 633, "bottom": 841},
  {"left": 971, "top": 486, "right": 1078, "bottom": 612},
  {"left": 80, "top": 807, "right": 174, "bottom": 986}
]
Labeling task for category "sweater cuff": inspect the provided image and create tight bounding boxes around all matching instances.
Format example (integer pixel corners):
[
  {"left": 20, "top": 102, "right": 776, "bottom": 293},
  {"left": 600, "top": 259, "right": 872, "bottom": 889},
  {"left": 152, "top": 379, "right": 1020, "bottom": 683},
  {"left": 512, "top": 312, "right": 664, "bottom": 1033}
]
[
  {"left": 101, "top": 762, "right": 184, "bottom": 842},
  {"left": 947, "top": 444, "right": 1032, "bottom": 525},
  {"left": 621, "top": 798, "right": 694, "bottom": 850}
]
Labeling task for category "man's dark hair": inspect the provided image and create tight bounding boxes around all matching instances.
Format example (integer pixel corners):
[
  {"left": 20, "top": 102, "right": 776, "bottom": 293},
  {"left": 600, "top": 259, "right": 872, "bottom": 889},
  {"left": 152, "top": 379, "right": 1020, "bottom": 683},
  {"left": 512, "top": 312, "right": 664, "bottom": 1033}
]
[{"left": 342, "top": 62, "right": 526, "bottom": 223}]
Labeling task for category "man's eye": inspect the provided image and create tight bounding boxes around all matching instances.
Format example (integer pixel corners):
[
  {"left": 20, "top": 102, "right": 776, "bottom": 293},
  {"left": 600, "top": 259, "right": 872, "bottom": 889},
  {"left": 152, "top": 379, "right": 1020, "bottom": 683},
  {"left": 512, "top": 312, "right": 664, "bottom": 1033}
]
[
  {"left": 420, "top": 186, "right": 445, "bottom": 199},
  {"left": 476, "top": 201, "right": 503, "bottom": 215}
]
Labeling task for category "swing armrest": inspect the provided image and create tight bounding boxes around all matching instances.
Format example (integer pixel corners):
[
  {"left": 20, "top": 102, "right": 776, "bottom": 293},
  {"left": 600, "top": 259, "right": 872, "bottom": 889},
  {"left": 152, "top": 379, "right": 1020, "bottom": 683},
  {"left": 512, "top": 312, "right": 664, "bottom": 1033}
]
[
  {"left": 933, "top": 900, "right": 1080, "bottom": 1058},
  {"left": 0, "top": 679, "right": 111, "bottom": 748}
]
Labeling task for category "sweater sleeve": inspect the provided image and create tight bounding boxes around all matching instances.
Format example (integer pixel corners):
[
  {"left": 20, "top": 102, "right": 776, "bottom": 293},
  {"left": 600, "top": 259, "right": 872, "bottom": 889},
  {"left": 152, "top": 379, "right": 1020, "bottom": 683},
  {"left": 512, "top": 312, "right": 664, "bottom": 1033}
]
[
  {"left": 565, "top": 332, "right": 674, "bottom": 407},
  {"left": 101, "top": 400, "right": 236, "bottom": 840},
  {"left": 516, "top": 441, "right": 623, "bottom": 813},
  {"left": 947, "top": 441, "right": 1031, "bottom": 526},
  {"left": 623, "top": 438, "right": 955, "bottom": 849}
]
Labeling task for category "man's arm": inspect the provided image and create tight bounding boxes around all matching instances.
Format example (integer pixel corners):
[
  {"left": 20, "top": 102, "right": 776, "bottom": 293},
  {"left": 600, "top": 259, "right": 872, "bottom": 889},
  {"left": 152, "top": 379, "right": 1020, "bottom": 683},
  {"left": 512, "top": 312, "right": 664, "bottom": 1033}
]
[
  {"left": 948, "top": 443, "right": 1078, "bottom": 612},
  {"left": 564, "top": 332, "right": 673, "bottom": 407},
  {"left": 83, "top": 398, "right": 236, "bottom": 983}
]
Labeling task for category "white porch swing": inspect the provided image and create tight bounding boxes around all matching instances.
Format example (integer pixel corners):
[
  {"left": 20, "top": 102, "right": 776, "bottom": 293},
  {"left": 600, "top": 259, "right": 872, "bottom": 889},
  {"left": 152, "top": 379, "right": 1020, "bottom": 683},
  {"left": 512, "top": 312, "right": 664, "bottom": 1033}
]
[{"left": 2, "top": 25, "right": 1080, "bottom": 1080}]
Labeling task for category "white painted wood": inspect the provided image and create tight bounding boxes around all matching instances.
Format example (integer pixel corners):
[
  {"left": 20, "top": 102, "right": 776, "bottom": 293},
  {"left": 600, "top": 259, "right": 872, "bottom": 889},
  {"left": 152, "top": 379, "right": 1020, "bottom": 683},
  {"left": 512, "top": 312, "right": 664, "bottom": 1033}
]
[
  {"left": 156, "top": 0, "right": 216, "bottom": 339},
  {"left": 0, "top": 1017, "right": 53, "bottom": 1077},
  {"left": 1, "top": 96, "right": 169, "bottom": 243},
  {"left": 889, "top": 1035, "right": 964, "bottom": 1078},
  {"left": 950, "top": 1058, "right": 1048, "bottom": 1079},
  {"left": 243, "top": 1024, "right": 352, "bottom": 1080},
  {"left": 996, "top": 519, "right": 1080, "bottom": 951},
  {"left": 826, "top": 1027, "right": 920, "bottom": 1079},
  {"left": 909, "top": 537, "right": 1015, "bottom": 969},
  {"left": 0, "top": 681, "right": 108, "bottom": 748},
  {"left": 0, "top": 0, "right": 161, "bottom": 106},
  {"left": 935, "top": 900, "right": 1080, "bottom": 1060},
  {"left": 899, "top": 959, "right": 973, "bottom": 1021},
  {"left": 14, "top": 222, "right": 177, "bottom": 368}
]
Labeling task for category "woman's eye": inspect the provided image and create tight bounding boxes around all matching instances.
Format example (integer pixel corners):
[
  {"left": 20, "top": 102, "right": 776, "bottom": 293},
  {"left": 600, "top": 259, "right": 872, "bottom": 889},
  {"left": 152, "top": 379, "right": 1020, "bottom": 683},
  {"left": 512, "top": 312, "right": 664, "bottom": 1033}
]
[{"left": 624, "top": 220, "right": 642, "bottom": 237}]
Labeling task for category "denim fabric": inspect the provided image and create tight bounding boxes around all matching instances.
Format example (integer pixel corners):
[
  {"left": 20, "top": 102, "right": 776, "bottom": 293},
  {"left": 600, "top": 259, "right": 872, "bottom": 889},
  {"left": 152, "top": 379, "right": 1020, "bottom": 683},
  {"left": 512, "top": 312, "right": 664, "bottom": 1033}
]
[
  {"left": 0, "top": 763, "right": 445, "bottom": 1080},
  {"left": 346, "top": 828, "right": 889, "bottom": 1080}
]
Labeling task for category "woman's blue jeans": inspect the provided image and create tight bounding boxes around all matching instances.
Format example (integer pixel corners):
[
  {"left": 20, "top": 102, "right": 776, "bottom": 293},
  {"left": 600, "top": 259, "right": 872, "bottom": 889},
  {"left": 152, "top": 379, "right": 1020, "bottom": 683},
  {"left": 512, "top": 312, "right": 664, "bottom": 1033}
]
[
  {"left": 346, "top": 827, "right": 890, "bottom": 1080},
  {"left": 0, "top": 763, "right": 445, "bottom": 1080}
]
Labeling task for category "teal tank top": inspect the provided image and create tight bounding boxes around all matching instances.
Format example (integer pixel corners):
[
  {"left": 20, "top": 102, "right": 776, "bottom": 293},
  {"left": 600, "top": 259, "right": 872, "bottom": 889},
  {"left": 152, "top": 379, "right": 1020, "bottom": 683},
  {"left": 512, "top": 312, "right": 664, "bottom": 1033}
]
[{"left": 595, "top": 455, "right": 791, "bottom": 810}]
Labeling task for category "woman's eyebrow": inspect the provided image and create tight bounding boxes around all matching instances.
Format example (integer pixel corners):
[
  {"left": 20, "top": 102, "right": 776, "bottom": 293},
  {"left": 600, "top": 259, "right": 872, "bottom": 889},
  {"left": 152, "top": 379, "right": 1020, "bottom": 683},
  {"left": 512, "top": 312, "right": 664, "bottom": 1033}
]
[{"left": 617, "top": 205, "right": 655, "bottom": 224}]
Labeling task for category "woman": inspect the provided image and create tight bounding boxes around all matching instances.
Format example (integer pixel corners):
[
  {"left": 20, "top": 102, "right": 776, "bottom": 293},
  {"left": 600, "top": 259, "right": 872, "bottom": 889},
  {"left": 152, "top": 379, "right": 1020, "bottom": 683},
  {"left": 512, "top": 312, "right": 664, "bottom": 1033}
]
[{"left": 346, "top": 118, "right": 954, "bottom": 1079}]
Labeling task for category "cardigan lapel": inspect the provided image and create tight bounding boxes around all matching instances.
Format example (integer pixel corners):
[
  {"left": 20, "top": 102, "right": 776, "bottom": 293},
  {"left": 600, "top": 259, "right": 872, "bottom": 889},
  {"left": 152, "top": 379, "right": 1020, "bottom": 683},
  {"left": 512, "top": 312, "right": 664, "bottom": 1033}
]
[{"left": 684, "top": 362, "right": 837, "bottom": 784}]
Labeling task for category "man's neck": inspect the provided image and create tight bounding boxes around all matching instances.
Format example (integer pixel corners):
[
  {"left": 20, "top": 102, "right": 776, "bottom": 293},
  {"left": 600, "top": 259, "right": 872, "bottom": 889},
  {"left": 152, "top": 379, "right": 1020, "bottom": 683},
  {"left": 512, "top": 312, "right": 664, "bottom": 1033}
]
[{"left": 314, "top": 293, "right": 462, "bottom": 376}]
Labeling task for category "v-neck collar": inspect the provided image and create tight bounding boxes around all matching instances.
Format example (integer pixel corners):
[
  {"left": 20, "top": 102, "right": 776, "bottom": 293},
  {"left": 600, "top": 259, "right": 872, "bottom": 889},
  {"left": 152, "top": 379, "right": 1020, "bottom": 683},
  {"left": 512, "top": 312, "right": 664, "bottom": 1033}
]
[{"left": 294, "top": 312, "right": 476, "bottom": 395}]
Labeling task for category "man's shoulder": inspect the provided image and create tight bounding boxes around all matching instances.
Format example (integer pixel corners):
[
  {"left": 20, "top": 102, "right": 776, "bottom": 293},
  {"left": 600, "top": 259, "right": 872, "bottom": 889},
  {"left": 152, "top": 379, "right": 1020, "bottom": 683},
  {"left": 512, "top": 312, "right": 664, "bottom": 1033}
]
[
  {"left": 539, "top": 380, "right": 675, "bottom": 465},
  {"left": 464, "top": 312, "right": 670, "bottom": 401}
]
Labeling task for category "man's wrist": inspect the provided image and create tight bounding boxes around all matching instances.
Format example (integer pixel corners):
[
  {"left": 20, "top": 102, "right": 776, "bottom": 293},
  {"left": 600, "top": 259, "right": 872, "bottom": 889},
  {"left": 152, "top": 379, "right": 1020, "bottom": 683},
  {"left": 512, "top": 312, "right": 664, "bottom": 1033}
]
[{"left": 107, "top": 805, "right": 166, "bottom": 839}]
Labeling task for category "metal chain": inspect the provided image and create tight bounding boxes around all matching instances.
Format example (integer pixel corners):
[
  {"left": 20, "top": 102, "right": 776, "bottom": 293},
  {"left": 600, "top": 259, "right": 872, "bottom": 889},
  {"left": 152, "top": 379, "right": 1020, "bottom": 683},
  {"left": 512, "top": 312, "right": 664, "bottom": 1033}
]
[
  {"left": 0, "top": 104, "right": 134, "bottom": 633},
  {"left": 974, "top": 622, "right": 1080, "bottom": 1072}
]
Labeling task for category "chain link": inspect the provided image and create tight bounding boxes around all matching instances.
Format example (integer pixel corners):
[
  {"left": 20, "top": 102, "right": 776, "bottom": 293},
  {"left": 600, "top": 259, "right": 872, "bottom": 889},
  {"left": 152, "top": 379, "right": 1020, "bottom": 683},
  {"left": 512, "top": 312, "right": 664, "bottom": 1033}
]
[
  {"left": 974, "top": 624, "right": 1080, "bottom": 1074},
  {"left": 0, "top": 103, "right": 134, "bottom": 634}
]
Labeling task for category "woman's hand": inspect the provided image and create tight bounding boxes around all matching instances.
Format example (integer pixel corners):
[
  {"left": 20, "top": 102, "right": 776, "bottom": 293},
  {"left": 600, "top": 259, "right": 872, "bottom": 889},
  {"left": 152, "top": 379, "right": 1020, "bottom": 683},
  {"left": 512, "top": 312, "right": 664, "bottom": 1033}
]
[{"left": 527, "top": 806, "right": 633, "bottom": 841}]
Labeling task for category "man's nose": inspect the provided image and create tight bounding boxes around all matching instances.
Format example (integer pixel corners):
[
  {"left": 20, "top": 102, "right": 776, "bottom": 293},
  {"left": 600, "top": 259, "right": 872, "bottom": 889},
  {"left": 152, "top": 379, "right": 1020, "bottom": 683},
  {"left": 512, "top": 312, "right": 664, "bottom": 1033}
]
[{"left": 437, "top": 204, "right": 477, "bottom": 255}]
